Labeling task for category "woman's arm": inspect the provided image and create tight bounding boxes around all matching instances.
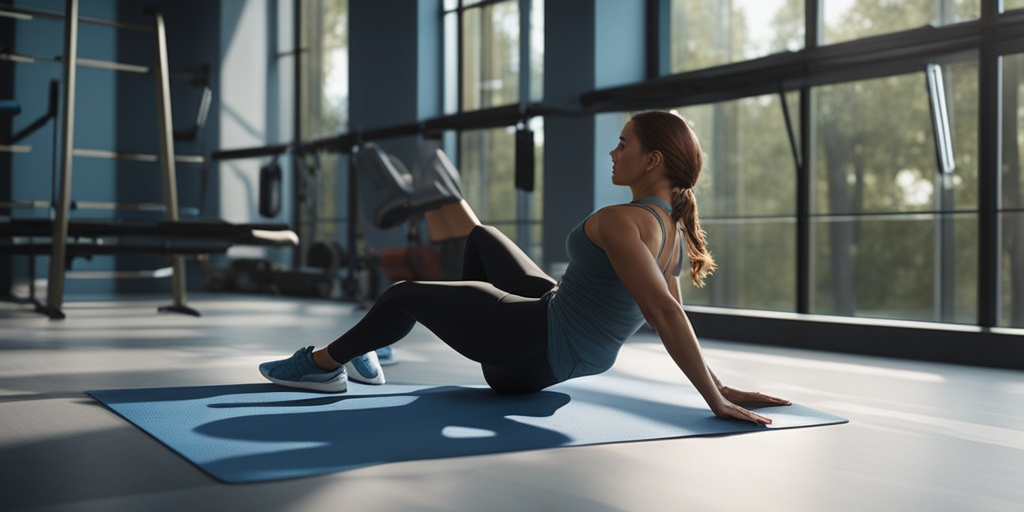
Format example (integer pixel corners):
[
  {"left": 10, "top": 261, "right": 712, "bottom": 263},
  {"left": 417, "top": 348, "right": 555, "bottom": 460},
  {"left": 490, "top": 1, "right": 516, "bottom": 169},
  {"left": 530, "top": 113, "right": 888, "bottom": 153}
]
[
  {"left": 665, "top": 265, "right": 790, "bottom": 408},
  {"left": 588, "top": 207, "right": 774, "bottom": 425}
]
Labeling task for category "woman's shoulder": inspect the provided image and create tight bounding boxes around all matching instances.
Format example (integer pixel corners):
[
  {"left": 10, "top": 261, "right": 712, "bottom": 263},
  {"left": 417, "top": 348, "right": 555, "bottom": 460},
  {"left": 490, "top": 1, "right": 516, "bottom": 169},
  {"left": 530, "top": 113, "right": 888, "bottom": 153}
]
[
  {"left": 590, "top": 203, "right": 643, "bottom": 227},
  {"left": 587, "top": 203, "right": 659, "bottom": 245}
]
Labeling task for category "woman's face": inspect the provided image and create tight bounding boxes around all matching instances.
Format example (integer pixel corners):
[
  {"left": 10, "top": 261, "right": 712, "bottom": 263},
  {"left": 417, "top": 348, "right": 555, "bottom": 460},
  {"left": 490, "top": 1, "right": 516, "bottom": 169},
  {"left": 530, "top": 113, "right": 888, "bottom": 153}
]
[{"left": 609, "top": 121, "right": 650, "bottom": 186}]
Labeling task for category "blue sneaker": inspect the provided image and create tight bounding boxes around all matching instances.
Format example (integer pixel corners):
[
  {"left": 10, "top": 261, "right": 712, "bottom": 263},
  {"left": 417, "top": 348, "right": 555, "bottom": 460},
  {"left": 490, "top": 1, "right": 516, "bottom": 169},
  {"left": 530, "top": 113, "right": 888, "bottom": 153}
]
[
  {"left": 375, "top": 346, "right": 399, "bottom": 366},
  {"left": 344, "top": 350, "right": 385, "bottom": 385},
  {"left": 259, "top": 346, "right": 347, "bottom": 392}
]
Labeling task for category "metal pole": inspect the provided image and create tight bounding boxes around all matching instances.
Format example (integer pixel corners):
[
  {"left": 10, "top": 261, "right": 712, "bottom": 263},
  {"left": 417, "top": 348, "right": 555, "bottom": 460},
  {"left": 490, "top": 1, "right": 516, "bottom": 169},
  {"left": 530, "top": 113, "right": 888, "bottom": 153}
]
[
  {"left": 977, "top": 2, "right": 1000, "bottom": 327},
  {"left": 292, "top": 0, "right": 303, "bottom": 268},
  {"left": 43, "top": 0, "right": 79, "bottom": 320},
  {"left": 151, "top": 9, "right": 197, "bottom": 316}
]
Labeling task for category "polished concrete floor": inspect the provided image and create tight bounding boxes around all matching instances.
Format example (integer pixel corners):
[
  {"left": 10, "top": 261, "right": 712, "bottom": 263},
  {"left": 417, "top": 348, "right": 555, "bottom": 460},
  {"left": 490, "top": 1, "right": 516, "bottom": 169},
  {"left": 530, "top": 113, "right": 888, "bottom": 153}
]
[{"left": 1, "top": 294, "right": 1021, "bottom": 512}]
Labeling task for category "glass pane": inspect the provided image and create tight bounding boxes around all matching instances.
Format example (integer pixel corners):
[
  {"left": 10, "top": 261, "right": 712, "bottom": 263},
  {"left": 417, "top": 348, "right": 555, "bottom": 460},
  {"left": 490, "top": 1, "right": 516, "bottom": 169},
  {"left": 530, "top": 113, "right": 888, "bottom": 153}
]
[
  {"left": 1002, "top": 52, "right": 1024, "bottom": 327},
  {"left": 459, "top": 124, "right": 543, "bottom": 261},
  {"left": 1007, "top": 0, "right": 1024, "bottom": 12},
  {"left": 681, "top": 220, "right": 797, "bottom": 311},
  {"left": 460, "top": 126, "right": 517, "bottom": 226},
  {"left": 946, "top": 58, "right": 979, "bottom": 209},
  {"left": 677, "top": 93, "right": 799, "bottom": 310},
  {"left": 301, "top": 0, "right": 348, "bottom": 138},
  {"left": 670, "top": 0, "right": 804, "bottom": 73},
  {"left": 810, "top": 214, "right": 977, "bottom": 323},
  {"left": 683, "top": 93, "right": 800, "bottom": 218},
  {"left": 444, "top": 12, "right": 458, "bottom": 115},
  {"left": 1005, "top": 53, "right": 1024, "bottom": 212},
  {"left": 1002, "top": 212, "right": 1024, "bottom": 327},
  {"left": 462, "top": 1, "right": 520, "bottom": 110},
  {"left": 530, "top": 0, "right": 544, "bottom": 103},
  {"left": 823, "top": 0, "right": 980, "bottom": 45},
  {"left": 813, "top": 73, "right": 941, "bottom": 215}
]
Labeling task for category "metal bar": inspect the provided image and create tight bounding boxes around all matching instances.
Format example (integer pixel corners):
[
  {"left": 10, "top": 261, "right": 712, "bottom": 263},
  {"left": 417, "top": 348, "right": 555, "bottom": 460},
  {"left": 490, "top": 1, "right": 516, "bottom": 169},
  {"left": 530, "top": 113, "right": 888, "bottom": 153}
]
[
  {"left": 778, "top": 88, "right": 801, "bottom": 173},
  {"left": 0, "top": 200, "right": 51, "bottom": 209},
  {"left": 210, "top": 142, "right": 291, "bottom": 161},
  {"left": 66, "top": 268, "right": 174, "bottom": 279},
  {"left": 0, "top": 9, "right": 32, "bottom": 21},
  {"left": 0, "top": 200, "right": 166, "bottom": 211},
  {"left": 644, "top": 0, "right": 659, "bottom": 79},
  {"left": 581, "top": 21, "right": 983, "bottom": 111},
  {"left": 5, "top": 244, "right": 234, "bottom": 256},
  {"left": 73, "top": 201, "right": 166, "bottom": 211},
  {"left": 3, "top": 50, "right": 151, "bottom": 74},
  {"left": 292, "top": 0, "right": 303, "bottom": 269},
  {"left": 75, "top": 57, "right": 149, "bottom": 74},
  {"left": 0, "top": 144, "right": 31, "bottom": 153},
  {"left": 0, "top": 5, "right": 154, "bottom": 32},
  {"left": 213, "top": 104, "right": 528, "bottom": 161},
  {"left": 45, "top": 0, "right": 79, "bottom": 320},
  {"left": 977, "top": 1, "right": 1001, "bottom": 327},
  {"left": 150, "top": 8, "right": 188, "bottom": 311},
  {"left": 796, "top": 85, "right": 811, "bottom": 315},
  {"left": 0, "top": 52, "right": 36, "bottom": 63},
  {"left": 926, "top": 64, "right": 956, "bottom": 174},
  {"left": 72, "top": 148, "right": 204, "bottom": 164}
]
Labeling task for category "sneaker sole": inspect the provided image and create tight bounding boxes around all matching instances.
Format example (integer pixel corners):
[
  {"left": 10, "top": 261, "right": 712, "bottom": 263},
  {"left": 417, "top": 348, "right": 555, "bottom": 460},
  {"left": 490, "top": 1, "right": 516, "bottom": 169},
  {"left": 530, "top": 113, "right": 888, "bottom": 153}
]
[
  {"left": 260, "top": 371, "right": 348, "bottom": 393},
  {"left": 344, "top": 361, "right": 386, "bottom": 385}
]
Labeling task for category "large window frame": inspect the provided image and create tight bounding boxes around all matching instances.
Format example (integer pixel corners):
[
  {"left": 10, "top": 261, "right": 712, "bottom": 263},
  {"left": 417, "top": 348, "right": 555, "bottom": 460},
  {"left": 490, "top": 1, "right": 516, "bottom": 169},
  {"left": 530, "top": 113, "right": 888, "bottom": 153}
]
[{"left": 587, "top": 1, "right": 1024, "bottom": 333}]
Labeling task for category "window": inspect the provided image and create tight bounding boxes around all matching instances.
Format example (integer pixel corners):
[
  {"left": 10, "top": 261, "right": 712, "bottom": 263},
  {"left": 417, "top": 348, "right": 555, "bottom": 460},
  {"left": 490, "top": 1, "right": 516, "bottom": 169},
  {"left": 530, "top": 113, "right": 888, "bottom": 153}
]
[
  {"left": 670, "top": 0, "right": 804, "bottom": 73},
  {"left": 299, "top": 0, "right": 348, "bottom": 245},
  {"left": 810, "top": 63, "right": 979, "bottom": 323},
  {"left": 458, "top": 119, "right": 544, "bottom": 261},
  {"left": 445, "top": 0, "right": 543, "bottom": 113},
  {"left": 461, "top": 1, "right": 519, "bottom": 110},
  {"left": 1001, "top": 53, "right": 1024, "bottom": 327},
  {"left": 677, "top": 93, "right": 800, "bottom": 311},
  {"left": 443, "top": 0, "right": 544, "bottom": 257},
  {"left": 822, "top": 0, "right": 980, "bottom": 46},
  {"left": 301, "top": 0, "right": 348, "bottom": 138}
]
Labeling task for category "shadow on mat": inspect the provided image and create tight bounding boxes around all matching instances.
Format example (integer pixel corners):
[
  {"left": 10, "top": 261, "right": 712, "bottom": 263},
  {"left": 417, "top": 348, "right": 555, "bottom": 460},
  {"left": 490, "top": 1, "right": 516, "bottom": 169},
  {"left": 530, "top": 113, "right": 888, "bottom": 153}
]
[{"left": 189, "top": 385, "right": 573, "bottom": 478}]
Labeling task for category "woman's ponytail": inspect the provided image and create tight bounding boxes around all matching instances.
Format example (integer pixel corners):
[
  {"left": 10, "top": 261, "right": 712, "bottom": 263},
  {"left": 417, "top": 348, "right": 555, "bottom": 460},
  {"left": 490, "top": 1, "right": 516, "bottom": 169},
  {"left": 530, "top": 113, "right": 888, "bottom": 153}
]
[
  {"left": 672, "top": 187, "right": 716, "bottom": 288},
  {"left": 631, "top": 110, "right": 714, "bottom": 287}
]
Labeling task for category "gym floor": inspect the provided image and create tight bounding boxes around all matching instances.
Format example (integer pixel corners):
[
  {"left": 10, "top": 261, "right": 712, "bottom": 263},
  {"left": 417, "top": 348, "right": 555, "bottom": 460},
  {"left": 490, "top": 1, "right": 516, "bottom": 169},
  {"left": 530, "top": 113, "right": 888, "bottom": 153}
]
[{"left": 1, "top": 294, "right": 1021, "bottom": 512}]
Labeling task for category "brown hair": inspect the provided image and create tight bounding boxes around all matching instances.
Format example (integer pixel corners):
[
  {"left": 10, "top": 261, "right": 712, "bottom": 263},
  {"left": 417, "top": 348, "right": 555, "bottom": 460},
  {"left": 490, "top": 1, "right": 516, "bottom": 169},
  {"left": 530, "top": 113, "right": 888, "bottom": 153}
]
[{"left": 629, "top": 111, "right": 716, "bottom": 287}]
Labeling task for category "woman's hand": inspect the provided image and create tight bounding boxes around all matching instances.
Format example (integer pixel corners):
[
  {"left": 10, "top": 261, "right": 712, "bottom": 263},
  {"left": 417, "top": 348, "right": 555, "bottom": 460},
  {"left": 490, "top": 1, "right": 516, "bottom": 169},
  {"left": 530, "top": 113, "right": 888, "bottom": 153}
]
[
  {"left": 711, "top": 399, "right": 776, "bottom": 426},
  {"left": 720, "top": 386, "right": 791, "bottom": 408},
  {"left": 708, "top": 388, "right": 790, "bottom": 426}
]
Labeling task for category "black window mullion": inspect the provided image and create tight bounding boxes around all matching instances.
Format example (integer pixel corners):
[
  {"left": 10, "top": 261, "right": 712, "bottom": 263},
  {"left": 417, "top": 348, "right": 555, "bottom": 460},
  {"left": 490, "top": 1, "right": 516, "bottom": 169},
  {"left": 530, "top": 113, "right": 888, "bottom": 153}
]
[{"left": 978, "top": 0, "right": 1001, "bottom": 327}]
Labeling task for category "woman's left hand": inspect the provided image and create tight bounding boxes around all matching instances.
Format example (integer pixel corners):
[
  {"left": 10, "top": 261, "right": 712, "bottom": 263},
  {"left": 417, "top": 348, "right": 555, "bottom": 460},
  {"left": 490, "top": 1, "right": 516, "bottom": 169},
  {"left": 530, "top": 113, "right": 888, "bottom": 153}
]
[{"left": 720, "top": 386, "right": 791, "bottom": 407}]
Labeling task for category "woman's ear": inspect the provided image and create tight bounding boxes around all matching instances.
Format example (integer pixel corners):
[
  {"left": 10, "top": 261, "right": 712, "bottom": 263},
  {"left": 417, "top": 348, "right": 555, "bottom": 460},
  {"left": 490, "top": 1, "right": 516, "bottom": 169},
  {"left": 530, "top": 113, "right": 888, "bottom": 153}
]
[{"left": 646, "top": 150, "right": 663, "bottom": 171}]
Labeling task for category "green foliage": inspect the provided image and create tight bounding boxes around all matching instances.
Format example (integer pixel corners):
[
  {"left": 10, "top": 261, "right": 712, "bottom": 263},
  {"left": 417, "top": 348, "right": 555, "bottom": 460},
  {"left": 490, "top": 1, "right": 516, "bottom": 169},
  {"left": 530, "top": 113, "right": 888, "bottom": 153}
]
[{"left": 674, "top": 0, "right": 1001, "bottom": 324}]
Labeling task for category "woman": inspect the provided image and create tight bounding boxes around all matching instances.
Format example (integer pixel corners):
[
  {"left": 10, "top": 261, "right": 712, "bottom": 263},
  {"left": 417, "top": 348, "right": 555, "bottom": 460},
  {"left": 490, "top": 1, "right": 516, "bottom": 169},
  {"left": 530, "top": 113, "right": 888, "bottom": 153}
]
[{"left": 259, "top": 111, "right": 789, "bottom": 425}]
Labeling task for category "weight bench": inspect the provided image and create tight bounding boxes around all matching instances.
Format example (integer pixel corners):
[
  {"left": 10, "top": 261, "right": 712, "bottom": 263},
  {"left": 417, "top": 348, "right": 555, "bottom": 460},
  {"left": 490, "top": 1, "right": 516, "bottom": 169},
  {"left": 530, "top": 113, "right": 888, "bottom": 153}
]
[{"left": 0, "top": 218, "right": 298, "bottom": 317}]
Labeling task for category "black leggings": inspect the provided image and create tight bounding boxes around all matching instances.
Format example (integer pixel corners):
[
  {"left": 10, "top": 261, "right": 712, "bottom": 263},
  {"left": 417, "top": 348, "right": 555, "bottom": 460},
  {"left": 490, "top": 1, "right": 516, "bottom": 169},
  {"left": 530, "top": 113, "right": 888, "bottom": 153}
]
[{"left": 327, "top": 225, "right": 559, "bottom": 393}]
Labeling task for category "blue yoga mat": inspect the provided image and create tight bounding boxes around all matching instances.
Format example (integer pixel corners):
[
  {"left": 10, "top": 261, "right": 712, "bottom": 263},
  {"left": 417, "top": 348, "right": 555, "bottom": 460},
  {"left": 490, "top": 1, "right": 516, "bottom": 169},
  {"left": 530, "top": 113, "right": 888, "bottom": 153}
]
[{"left": 88, "top": 374, "right": 846, "bottom": 483}]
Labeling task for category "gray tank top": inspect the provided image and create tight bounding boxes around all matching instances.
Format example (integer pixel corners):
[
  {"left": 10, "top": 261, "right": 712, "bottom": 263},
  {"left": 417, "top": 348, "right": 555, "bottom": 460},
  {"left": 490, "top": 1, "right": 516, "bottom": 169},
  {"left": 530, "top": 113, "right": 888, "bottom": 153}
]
[{"left": 546, "top": 197, "right": 682, "bottom": 381}]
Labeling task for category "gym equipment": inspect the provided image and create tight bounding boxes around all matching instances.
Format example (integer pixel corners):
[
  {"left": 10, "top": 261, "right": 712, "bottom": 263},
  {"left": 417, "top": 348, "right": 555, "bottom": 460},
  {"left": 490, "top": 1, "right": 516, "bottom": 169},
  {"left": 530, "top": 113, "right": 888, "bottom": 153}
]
[
  {"left": 357, "top": 143, "right": 462, "bottom": 230},
  {"left": 353, "top": 142, "right": 467, "bottom": 282},
  {"left": 258, "top": 160, "right": 282, "bottom": 218},
  {"left": 0, "top": 1, "right": 296, "bottom": 318}
]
